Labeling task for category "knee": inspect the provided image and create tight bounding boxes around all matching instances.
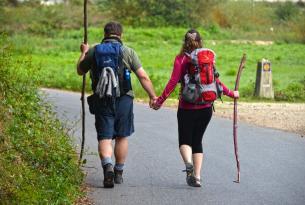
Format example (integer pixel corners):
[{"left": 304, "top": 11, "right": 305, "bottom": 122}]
[
  {"left": 192, "top": 143, "right": 203, "bottom": 154},
  {"left": 115, "top": 136, "right": 128, "bottom": 143},
  {"left": 98, "top": 139, "right": 112, "bottom": 147}
]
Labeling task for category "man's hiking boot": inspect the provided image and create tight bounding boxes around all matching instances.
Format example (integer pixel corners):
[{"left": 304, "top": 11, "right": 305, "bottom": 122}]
[
  {"left": 103, "top": 163, "right": 114, "bottom": 188},
  {"left": 183, "top": 163, "right": 201, "bottom": 187},
  {"left": 114, "top": 169, "right": 123, "bottom": 184}
]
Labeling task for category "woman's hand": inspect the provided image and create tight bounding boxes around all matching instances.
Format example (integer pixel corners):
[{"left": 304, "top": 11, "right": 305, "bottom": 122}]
[{"left": 233, "top": 91, "right": 239, "bottom": 99}]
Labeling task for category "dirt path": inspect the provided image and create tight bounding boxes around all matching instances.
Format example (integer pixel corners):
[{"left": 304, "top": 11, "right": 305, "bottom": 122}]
[
  {"left": 213, "top": 101, "right": 305, "bottom": 137},
  {"left": 138, "top": 99, "right": 305, "bottom": 137}
]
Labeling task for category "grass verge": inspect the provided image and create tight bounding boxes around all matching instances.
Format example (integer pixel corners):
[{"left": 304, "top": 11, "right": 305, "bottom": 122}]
[
  {"left": 10, "top": 27, "right": 304, "bottom": 102},
  {"left": 0, "top": 35, "right": 84, "bottom": 204}
]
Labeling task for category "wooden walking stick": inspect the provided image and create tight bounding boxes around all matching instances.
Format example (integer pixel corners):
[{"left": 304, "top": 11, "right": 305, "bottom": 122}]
[
  {"left": 79, "top": 0, "right": 88, "bottom": 166},
  {"left": 233, "top": 54, "right": 246, "bottom": 183}
]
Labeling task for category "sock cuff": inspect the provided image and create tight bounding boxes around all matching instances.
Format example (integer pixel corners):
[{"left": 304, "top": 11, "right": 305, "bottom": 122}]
[
  {"left": 114, "top": 163, "right": 124, "bottom": 171},
  {"left": 101, "top": 157, "right": 113, "bottom": 167}
]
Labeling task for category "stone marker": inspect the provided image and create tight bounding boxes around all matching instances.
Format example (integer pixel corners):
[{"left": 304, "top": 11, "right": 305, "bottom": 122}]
[{"left": 254, "top": 59, "right": 274, "bottom": 98}]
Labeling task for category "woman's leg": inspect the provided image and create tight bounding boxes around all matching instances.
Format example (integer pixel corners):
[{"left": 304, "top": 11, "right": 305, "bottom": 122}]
[
  {"left": 192, "top": 107, "right": 213, "bottom": 180},
  {"left": 177, "top": 109, "right": 194, "bottom": 165},
  {"left": 179, "top": 144, "right": 192, "bottom": 164},
  {"left": 192, "top": 153, "right": 203, "bottom": 179},
  {"left": 178, "top": 108, "right": 199, "bottom": 186}
]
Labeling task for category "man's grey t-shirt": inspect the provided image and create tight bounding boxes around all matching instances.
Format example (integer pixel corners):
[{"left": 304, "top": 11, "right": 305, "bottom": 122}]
[{"left": 79, "top": 40, "right": 142, "bottom": 97}]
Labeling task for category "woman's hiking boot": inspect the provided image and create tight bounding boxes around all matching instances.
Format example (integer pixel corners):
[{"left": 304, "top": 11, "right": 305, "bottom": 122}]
[
  {"left": 192, "top": 177, "right": 202, "bottom": 187},
  {"left": 103, "top": 163, "right": 114, "bottom": 188},
  {"left": 183, "top": 163, "right": 201, "bottom": 187},
  {"left": 183, "top": 163, "right": 195, "bottom": 186},
  {"left": 114, "top": 169, "right": 123, "bottom": 184}
]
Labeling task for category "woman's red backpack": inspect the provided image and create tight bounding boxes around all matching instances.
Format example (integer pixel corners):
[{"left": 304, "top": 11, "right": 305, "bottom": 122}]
[{"left": 182, "top": 48, "right": 223, "bottom": 104}]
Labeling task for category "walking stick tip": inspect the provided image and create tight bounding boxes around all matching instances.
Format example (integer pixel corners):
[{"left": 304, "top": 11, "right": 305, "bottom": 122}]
[{"left": 233, "top": 172, "right": 240, "bottom": 183}]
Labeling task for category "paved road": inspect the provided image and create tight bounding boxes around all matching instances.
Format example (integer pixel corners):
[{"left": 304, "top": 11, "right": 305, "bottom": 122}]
[{"left": 43, "top": 88, "right": 305, "bottom": 205}]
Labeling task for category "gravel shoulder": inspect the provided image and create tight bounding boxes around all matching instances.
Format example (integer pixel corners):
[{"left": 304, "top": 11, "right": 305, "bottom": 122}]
[
  {"left": 213, "top": 101, "right": 305, "bottom": 137},
  {"left": 137, "top": 98, "right": 305, "bottom": 137}
]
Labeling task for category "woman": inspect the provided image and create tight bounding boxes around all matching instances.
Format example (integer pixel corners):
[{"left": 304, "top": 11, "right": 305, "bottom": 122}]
[{"left": 152, "top": 29, "right": 239, "bottom": 187}]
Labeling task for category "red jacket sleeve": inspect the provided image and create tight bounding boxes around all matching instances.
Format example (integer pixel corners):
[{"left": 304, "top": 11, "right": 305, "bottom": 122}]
[
  {"left": 216, "top": 78, "right": 235, "bottom": 98},
  {"left": 156, "top": 56, "right": 185, "bottom": 106}
]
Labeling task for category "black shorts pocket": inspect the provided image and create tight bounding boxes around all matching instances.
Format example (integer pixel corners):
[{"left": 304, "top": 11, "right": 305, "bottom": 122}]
[{"left": 87, "top": 94, "right": 97, "bottom": 114}]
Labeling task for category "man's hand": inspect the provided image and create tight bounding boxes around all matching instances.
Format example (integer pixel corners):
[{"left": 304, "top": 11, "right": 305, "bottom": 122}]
[
  {"left": 150, "top": 97, "right": 162, "bottom": 110},
  {"left": 149, "top": 96, "right": 158, "bottom": 109},
  {"left": 233, "top": 91, "right": 239, "bottom": 99},
  {"left": 80, "top": 43, "right": 89, "bottom": 54},
  {"left": 77, "top": 43, "right": 90, "bottom": 75}
]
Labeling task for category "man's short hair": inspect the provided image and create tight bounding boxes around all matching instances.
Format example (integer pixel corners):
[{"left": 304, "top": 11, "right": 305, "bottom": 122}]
[{"left": 104, "top": 22, "right": 123, "bottom": 37}]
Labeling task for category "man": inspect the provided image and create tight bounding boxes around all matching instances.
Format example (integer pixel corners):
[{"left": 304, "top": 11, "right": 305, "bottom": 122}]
[{"left": 77, "top": 22, "right": 157, "bottom": 188}]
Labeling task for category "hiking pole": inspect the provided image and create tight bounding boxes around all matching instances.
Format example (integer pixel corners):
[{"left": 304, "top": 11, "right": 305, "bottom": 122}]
[
  {"left": 233, "top": 54, "right": 246, "bottom": 183},
  {"left": 79, "top": 0, "right": 88, "bottom": 166}
]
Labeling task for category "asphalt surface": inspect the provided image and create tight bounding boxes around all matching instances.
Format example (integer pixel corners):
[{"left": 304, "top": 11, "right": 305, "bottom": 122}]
[{"left": 43, "top": 88, "right": 305, "bottom": 205}]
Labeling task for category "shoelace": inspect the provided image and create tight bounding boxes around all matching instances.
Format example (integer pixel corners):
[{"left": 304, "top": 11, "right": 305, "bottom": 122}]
[
  {"left": 182, "top": 169, "right": 193, "bottom": 173},
  {"left": 182, "top": 168, "right": 194, "bottom": 177}
]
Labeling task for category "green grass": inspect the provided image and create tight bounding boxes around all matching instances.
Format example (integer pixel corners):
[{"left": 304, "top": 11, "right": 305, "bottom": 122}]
[
  {"left": 0, "top": 35, "right": 84, "bottom": 204},
  {"left": 9, "top": 27, "right": 305, "bottom": 102}
]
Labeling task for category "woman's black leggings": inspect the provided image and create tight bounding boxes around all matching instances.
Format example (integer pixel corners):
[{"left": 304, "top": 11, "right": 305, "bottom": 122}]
[{"left": 177, "top": 107, "right": 213, "bottom": 153}]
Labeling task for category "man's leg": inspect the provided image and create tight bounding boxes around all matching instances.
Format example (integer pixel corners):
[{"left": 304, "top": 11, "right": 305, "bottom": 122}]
[
  {"left": 113, "top": 136, "right": 128, "bottom": 184},
  {"left": 98, "top": 139, "right": 115, "bottom": 188},
  {"left": 98, "top": 139, "right": 113, "bottom": 162},
  {"left": 94, "top": 95, "right": 119, "bottom": 188},
  {"left": 95, "top": 108, "right": 115, "bottom": 188},
  {"left": 112, "top": 95, "right": 134, "bottom": 184},
  {"left": 114, "top": 136, "right": 128, "bottom": 164}
]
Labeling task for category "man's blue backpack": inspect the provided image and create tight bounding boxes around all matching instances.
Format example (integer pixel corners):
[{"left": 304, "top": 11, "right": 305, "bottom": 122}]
[
  {"left": 91, "top": 41, "right": 122, "bottom": 99},
  {"left": 87, "top": 41, "right": 132, "bottom": 114}
]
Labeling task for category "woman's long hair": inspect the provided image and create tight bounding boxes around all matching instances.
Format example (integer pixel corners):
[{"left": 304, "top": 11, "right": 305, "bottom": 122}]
[{"left": 179, "top": 29, "right": 203, "bottom": 56}]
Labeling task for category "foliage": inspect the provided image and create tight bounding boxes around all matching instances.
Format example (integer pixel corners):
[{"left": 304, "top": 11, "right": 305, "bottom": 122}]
[
  {"left": 275, "top": 2, "right": 299, "bottom": 21},
  {"left": 1, "top": 1, "right": 305, "bottom": 43},
  {"left": 0, "top": 3, "right": 107, "bottom": 36},
  {"left": 98, "top": 0, "right": 219, "bottom": 27},
  {"left": 7, "top": 26, "right": 305, "bottom": 102},
  {"left": 274, "top": 76, "right": 305, "bottom": 101},
  {"left": 0, "top": 1, "right": 304, "bottom": 105},
  {"left": 0, "top": 35, "right": 83, "bottom": 204}
]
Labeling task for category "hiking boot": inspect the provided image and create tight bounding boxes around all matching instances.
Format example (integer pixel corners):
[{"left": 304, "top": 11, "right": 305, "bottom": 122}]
[
  {"left": 192, "top": 177, "right": 202, "bottom": 187},
  {"left": 114, "top": 169, "right": 123, "bottom": 184},
  {"left": 103, "top": 163, "right": 114, "bottom": 188},
  {"left": 183, "top": 163, "right": 196, "bottom": 187}
]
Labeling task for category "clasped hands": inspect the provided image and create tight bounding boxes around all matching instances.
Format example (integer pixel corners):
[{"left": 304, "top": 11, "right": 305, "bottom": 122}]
[
  {"left": 149, "top": 91, "right": 239, "bottom": 110},
  {"left": 149, "top": 96, "right": 161, "bottom": 110}
]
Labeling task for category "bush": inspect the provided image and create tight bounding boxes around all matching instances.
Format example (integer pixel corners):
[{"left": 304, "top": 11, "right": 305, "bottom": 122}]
[
  {"left": 100, "top": 0, "right": 223, "bottom": 27},
  {"left": 275, "top": 79, "right": 305, "bottom": 102},
  {"left": 275, "top": 2, "right": 299, "bottom": 21},
  {"left": 1, "top": 1, "right": 305, "bottom": 43}
]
